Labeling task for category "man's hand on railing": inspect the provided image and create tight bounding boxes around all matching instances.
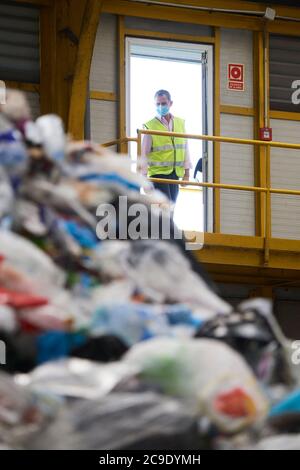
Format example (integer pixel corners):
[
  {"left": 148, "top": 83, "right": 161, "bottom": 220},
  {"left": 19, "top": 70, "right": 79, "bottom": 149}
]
[
  {"left": 180, "top": 170, "right": 190, "bottom": 187},
  {"left": 183, "top": 169, "right": 190, "bottom": 181}
]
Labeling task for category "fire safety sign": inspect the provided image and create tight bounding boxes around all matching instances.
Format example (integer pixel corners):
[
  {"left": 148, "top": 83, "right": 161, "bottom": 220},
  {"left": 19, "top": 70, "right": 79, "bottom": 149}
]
[{"left": 228, "top": 63, "right": 245, "bottom": 91}]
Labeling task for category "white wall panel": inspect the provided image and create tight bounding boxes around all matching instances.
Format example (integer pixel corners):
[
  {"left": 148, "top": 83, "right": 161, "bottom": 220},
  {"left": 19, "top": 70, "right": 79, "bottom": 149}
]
[
  {"left": 220, "top": 114, "right": 255, "bottom": 235},
  {"left": 91, "top": 100, "right": 117, "bottom": 145},
  {"left": 220, "top": 28, "right": 253, "bottom": 108},
  {"left": 90, "top": 14, "right": 117, "bottom": 93},
  {"left": 90, "top": 14, "right": 118, "bottom": 146}
]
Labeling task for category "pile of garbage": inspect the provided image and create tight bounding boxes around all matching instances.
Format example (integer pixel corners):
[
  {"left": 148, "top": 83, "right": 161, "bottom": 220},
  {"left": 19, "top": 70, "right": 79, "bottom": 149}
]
[{"left": 0, "top": 91, "right": 299, "bottom": 450}]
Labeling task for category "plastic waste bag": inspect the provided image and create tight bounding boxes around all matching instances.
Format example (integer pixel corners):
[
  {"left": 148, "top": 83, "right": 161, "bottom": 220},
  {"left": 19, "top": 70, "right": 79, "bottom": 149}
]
[
  {"left": 35, "top": 115, "right": 66, "bottom": 162},
  {"left": 270, "top": 388, "right": 300, "bottom": 416},
  {"left": 0, "top": 371, "right": 77, "bottom": 450},
  {"left": 19, "top": 358, "right": 136, "bottom": 400},
  {"left": 0, "top": 168, "right": 13, "bottom": 219},
  {"left": 90, "top": 303, "right": 171, "bottom": 346},
  {"left": 124, "top": 337, "right": 269, "bottom": 433},
  {"left": 0, "top": 371, "right": 56, "bottom": 448},
  {"left": 92, "top": 241, "right": 132, "bottom": 279},
  {"left": 0, "top": 129, "right": 28, "bottom": 178},
  {"left": 120, "top": 240, "right": 231, "bottom": 317},
  {"left": 0, "top": 305, "right": 17, "bottom": 333},
  {"left": 0, "top": 230, "right": 65, "bottom": 293},
  {"left": 0, "top": 89, "right": 31, "bottom": 124},
  {"left": 69, "top": 392, "right": 202, "bottom": 450},
  {"left": 196, "top": 297, "right": 296, "bottom": 386}
]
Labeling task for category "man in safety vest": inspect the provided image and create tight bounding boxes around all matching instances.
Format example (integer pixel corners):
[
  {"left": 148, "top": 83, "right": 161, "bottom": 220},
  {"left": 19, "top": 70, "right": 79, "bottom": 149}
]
[{"left": 141, "top": 89, "right": 192, "bottom": 202}]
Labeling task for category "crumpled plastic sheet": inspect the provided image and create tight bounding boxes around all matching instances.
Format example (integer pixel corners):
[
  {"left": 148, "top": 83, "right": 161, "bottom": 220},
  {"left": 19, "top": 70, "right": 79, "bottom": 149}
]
[
  {"left": 119, "top": 240, "right": 231, "bottom": 316},
  {"left": 0, "top": 230, "right": 65, "bottom": 293},
  {"left": 16, "top": 358, "right": 137, "bottom": 400},
  {"left": 67, "top": 391, "right": 201, "bottom": 450}
]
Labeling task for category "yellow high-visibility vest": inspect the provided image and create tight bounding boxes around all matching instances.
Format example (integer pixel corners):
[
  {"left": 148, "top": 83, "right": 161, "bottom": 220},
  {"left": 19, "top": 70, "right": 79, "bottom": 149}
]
[{"left": 143, "top": 116, "right": 187, "bottom": 177}]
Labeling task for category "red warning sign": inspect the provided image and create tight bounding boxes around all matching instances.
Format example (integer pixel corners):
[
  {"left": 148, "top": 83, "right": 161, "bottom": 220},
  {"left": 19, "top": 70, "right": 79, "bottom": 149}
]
[{"left": 228, "top": 63, "right": 244, "bottom": 91}]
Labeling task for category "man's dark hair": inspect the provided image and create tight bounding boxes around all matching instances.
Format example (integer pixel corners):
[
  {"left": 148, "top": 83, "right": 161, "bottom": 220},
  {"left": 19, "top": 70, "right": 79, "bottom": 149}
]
[{"left": 154, "top": 89, "right": 172, "bottom": 101}]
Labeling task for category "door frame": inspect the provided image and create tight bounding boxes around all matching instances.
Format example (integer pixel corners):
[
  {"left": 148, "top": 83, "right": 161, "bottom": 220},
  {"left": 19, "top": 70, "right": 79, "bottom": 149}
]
[{"left": 125, "top": 35, "right": 214, "bottom": 232}]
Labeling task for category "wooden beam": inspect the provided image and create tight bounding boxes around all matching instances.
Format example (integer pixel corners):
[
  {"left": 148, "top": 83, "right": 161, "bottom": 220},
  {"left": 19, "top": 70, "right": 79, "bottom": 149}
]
[
  {"left": 40, "top": 4, "right": 56, "bottom": 114},
  {"left": 103, "top": 0, "right": 262, "bottom": 31},
  {"left": 103, "top": 1, "right": 300, "bottom": 37},
  {"left": 124, "top": 28, "right": 215, "bottom": 44},
  {"left": 68, "top": 0, "right": 103, "bottom": 139},
  {"left": 5, "top": 81, "right": 40, "bottom": 93},
  {"left": 90, "top": 90, "right": 118, "bottom": 101},
  {"left": 268, "top": 20, "right": 300, "bottom": 37},
  {"left": 270, "top": 238, "right": 300, "bottom": 253},
  {"left": 107, "top": 0, "right": 300, "bottom": 23},
  {"left": 195, "top": 241, "right": 300, "bottom": 271},
  {"left": 220, "top": 105, "right": 254, "bottom": 116},
  {"left": 118, "top": 15, "right": 127, "bottom": 153},
  {"left": 54, "top": 0, "right": 88, "bottom": 126},
  {"left": 270, "top": 110, "right": 300, "bottom": 122},
  {"left": 137, "top": 0, "right": 267, "bottom": 15},
  {"left": 189, "top": 231, "right": 300, "bottom": 277},
  {"left": 201, "top": 232, "right": 300, "bottom": 254},
  {"left": 14, "top": 0, "right": 51, "bottom": 6},
  {"left": 214, "top": 27, "right": 221, "bottom": 233},
  {"left": 203, "top": 232, "right": 263, "bottom": 249},
  {"left": 205, "top": 264, "right": 300, "bottom": 286}
]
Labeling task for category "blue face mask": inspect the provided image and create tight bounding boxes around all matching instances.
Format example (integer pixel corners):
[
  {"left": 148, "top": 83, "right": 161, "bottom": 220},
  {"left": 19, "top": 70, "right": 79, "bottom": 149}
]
[{"left": 156, "top": 105, "right": 170, "bottom": 116}]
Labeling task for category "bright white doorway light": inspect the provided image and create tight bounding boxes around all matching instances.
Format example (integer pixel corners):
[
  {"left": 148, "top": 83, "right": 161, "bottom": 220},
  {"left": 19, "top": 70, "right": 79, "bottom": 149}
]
[{"left": 126, "top": 38, "right": 213, "bottom": 232}]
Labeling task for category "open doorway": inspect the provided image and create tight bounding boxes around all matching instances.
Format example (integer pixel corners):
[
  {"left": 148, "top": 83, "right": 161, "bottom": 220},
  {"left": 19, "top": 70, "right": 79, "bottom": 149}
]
[{"left": 126, "top": 37, "right": 213, "bottom": 232}]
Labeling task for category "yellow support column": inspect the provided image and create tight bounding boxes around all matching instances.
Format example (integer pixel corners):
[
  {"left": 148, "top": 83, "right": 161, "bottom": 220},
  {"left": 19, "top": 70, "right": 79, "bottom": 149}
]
[
  {"left": 263, "top": 29, "right": 271, "bottom": 266},
  {"left": 253, "top": 31, "right": 266, "bottom": 238},
  {"left": 68, "top": 0, "right": 103, "bottom": 140}
]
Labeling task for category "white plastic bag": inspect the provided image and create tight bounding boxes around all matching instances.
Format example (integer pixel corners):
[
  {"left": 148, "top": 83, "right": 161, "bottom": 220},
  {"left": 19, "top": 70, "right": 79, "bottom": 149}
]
[
  {"left": 0, "top": 230, "right": 65, "bottom": 292},
  {"left": 124, "top": 337, "right": 269, "bottom": 433},
  {"left": 19, "top": 358, "right": 137, "bottom": 400},
  {"left": 120, "top": 240, "right": 231, "bottom": 317}
]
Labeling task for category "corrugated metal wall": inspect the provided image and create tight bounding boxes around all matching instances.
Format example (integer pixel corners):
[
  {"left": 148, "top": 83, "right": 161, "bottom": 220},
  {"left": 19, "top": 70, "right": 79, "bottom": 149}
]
[
  {"left": 271, "top": 118, "right": 300, "bottom": 239},
  {"left": 274, "top": 287, "right": 300, "bottom": 339},
  {"left": 0, "top": 1, "right": 40, "bottom": 83},
  {"left": 220, "top": 29, "right": 255, "bottom": 235},
  {"left": 270, "top": 35, "right": 300, "bottom": 113},
  {"left": 90, "top": 14, "right": 118, "bottom": 144}
]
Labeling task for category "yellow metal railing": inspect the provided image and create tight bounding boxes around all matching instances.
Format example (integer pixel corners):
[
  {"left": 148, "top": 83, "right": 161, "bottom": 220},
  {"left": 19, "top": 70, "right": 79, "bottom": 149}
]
[
  {"left": 101, "top": 137, "right": 137, "bottom": 148},
  {"left": 102, "top": 130, "right": 300, "bottom": 265}
]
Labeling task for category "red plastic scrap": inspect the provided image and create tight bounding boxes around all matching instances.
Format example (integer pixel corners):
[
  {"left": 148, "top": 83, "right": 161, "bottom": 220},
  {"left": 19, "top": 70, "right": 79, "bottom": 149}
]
[
  {"left": 214, "top": 387, "right": 256, "bottom": 418},
  {"left": 0, "top": 287, "right": 48, "bottom": 309}
]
